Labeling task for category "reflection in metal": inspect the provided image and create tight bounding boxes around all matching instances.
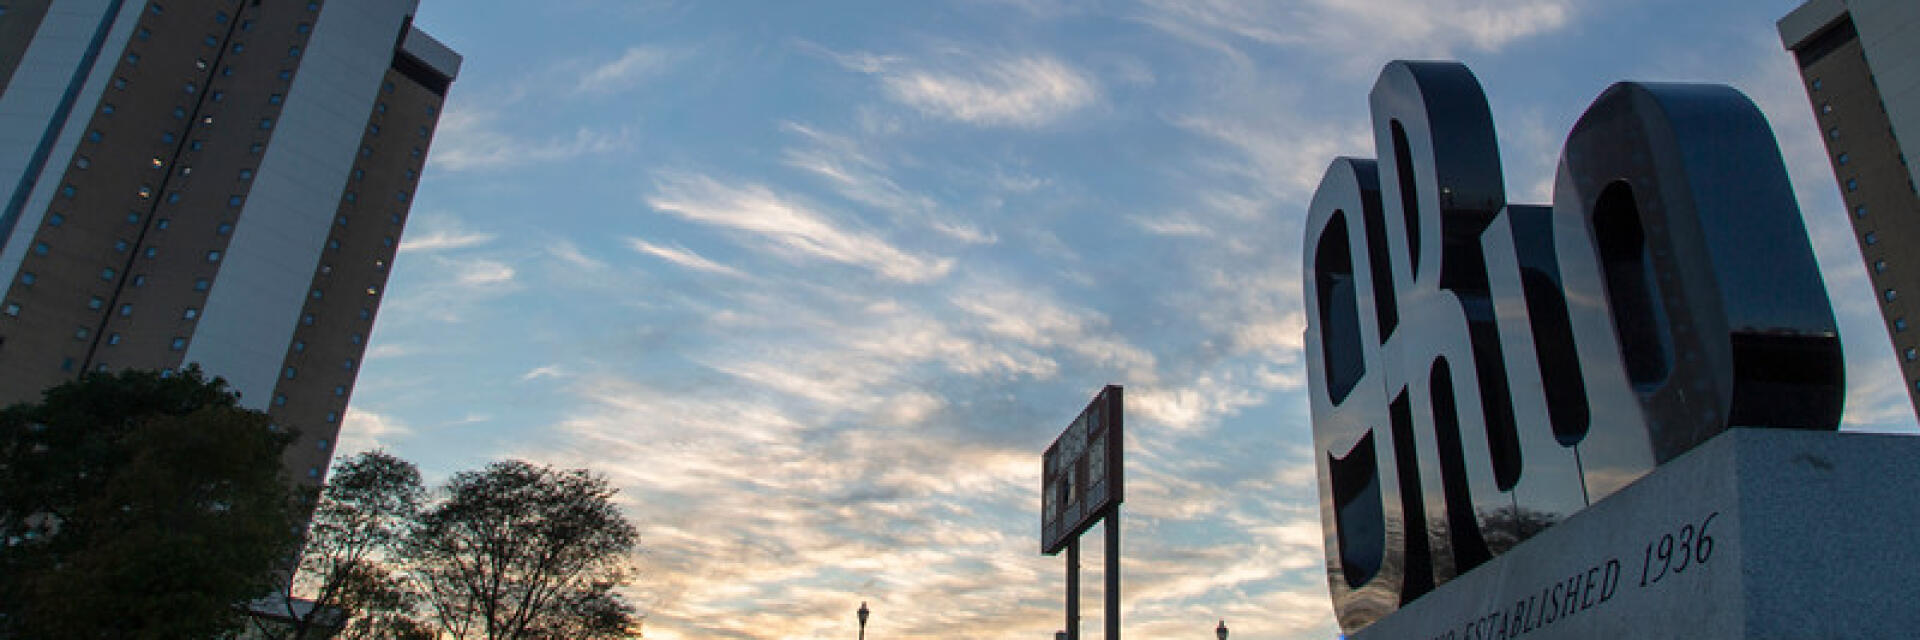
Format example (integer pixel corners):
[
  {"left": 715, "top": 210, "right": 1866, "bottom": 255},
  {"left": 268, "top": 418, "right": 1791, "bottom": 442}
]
[{"left": 1303, "top": 62, "right": 1843, "bottom": 633}]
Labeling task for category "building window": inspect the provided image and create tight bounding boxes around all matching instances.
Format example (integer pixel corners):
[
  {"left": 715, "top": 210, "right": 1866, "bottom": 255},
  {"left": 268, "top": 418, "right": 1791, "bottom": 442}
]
[
  {"left": 284, "top": 366, "right": 297, "bottom": 380},
  {"left": 258, "top": 118, "right": 273, "bottom": 130},
  {"left": 332, "top": 385, "right": 346, "bottom": 396},
  {"left": 137, "top": 185, "right": 152, "bottom": 199},
  {"left": 183, "top": 307, "right": 199, "bottom": 319},
  {"left": 1821, "top": 102, "right": 1832, "bottom": 114},
  {"left": 288, "top": 46, "right": 301, "bottom": 58},
  {"left": 318, "top": 439, "right": 329, "bottom": 450},
  {"left": 17, "top": 272, "right": 33, "bottom": 286},
  {"left": 1887, "top": 289, "right": 1899, "bottom": 303},
  {"left": 274, "top": 394, "right": 287, "bottom": 406},
  {"left": 47, "top": 213, "right": 64, "bottom": 227},
  {"left": 73, "top": 326, "right": 89, "bottom": 340},
  {"left": 166, "top": 192, "right": 181, "bottom": 204},
  {"left": 87, "top": 130, "right": 102, "bottom": 142},
  {"left": 1907, "top": 347, "right": 1917, "bottom": 362},
  {"left": 2, "top": 302, "right": 19, "bottom": 317},
  {"left": 228, "top": 195, "right": 243, "bottom": 207},
  {"left": 350, "top": 333, "right": 362, "bottom": 345},
  {"left": 269, "top": 93, "right": 283, "bottom": 105},
  {"left": 118, "top": 304, "right": 132, "bottom": 317},
  {"left": 171, "top": 106, "right": 185, "bottom": 119},
  {"left": 100, "top": 267, "right": 116, "bottom": 280},
  {"left": 293, "top": 340, "right": 306, "bottom": 352},
  {"left": 60, "top": 185, "right": 76, "bottom": 198},
  {"left": 170, "top": 337, "right": 187, "bottom": 350},
  {"left": 211, "top": 91, "right": 224, "bottom": 103},
  {"left": 297, "top": 23, "right": 312, "bottom": 34},
  {"left": 108, "top": 333, "right": 122, "bottom": 346},
  {"left": 88, "top": 297, "right": 103, "bottom": 310},
  {"left": 1812, "top": 78, "right": 1823, "bottom": 91},
  {"left": 232, "top": 43, "right": 245, "bottom": 53},
  {"left": 194, "top": 278, "right": 211, "bottom": 291},
  {"left": 341, "top": 359, "right": 354, "bottom": 371},
  {"left": 206, "top": 250, "right": 222, "bottom": 262},
  {"left": 1829, "top": 127, "right": 1840, "bottom": 140},
  {"left": 249, "top": 143, "right": 264, "bottom": 154},
  {"left": 1838, "top": 153, "right": 1850, "bottom": 165},
  {"left": 74, "top": 156, "right": 91, "bottom": 169},
  {"left": 217, "top": 223, "right": 233, "bottom": 235},
  {"left": 113, "top": 239, "right": 129, "bottom": 252},
  {"left": 325, "top": 411, "right": 338, "bottom": 423},
  {"left": 32, "top": 242, "right": 49, "bottom": 255},
  {"left": 301, "top": 313, "right": 315, "bottom": 326},
  {"left": 278, "top": 69, "right": 291, "bottom": 80},
  {"left": 1866, "top": 232, "right": 1878, "bottom": 245},
  {"left": 131, "top": 275, "right": 146, "bottom": 287},
  {"left": 311, "top": 288, "right": 323, "bottom": 300},
  {"left": 1847, "top": 178, "right": 1859, "bottom": 192},
  {"left": 125, "top": 52, "right": 140, "bottom": 65},
  {"left": 1898, "top": 318, "right": 1909, "bottom": 332},
  {"left": 144, "top": 247, "right": 158, "bottom": 259},
  {"left": 113, "top": 76, "right": 128, "bottom": 89},
  {"left": 1856, "top": 205, "right": 1868, "bottom": 218},
  {"left": 239, "top": 169, "right": 253, "bottom": 180}
]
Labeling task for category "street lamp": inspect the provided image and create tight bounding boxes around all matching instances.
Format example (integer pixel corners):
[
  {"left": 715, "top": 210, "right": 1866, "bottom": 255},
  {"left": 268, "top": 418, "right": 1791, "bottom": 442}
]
[
  {"left": 858, "top": 601, "right": 870, "bottom": 640},
  {"left": 1217, "top": 619, "right": 1229, "bottom": 640}
]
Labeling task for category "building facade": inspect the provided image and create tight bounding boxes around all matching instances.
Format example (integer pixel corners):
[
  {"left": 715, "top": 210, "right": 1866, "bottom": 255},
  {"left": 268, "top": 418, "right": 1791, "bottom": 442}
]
[
  {"left": 0, "top": 0, "right": 458, "bottom": 487},
  {"left": 1780, "top": 0, "right": 1920, "bottom": 417}
]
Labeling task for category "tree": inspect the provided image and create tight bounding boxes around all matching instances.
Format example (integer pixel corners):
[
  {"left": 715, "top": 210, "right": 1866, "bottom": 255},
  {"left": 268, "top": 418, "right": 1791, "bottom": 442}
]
[
  {"left": 261, "top": 450, "right": 426, "bottom": 640},
  {"left": 0, "top": 367, "right": 298, "bottom": 639},
  {"left": 406, "top": 460, "right": 639, "bottom": 640}
]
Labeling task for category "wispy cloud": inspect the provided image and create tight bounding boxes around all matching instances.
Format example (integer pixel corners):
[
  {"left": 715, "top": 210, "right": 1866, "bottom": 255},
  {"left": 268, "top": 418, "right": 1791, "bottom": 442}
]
[
  {"left": 880, "top": 55, "right": 1099, "bottom": 127},
  {"left": 1137, "top": 0, "right": 1575, "bottom": 64},
  {"left": 575, "top": 46, "right": 675, "bottom": 94},
  {"left": 400, "top": 227, "right": 495, "bottom": 253},
  {"left": 646, "top": 172, "right": 954, "bottom": 283},
  {"left": 627, "top": 237, "right": 748, "bottom": 278},
  {"left": 780, "top": 122, "right": 996, "bottom": 244},
  {"left": 427, "top": 107, "right": 633, "bottom": 172},
  {"left": 811, "top": 44, "right": 1100, "bottom": 128}
]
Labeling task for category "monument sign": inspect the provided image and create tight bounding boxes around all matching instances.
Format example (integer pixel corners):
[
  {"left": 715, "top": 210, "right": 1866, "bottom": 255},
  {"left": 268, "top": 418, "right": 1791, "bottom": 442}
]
[{"left": 1302, "top": 61, "right": 1845, "bottom": 633}]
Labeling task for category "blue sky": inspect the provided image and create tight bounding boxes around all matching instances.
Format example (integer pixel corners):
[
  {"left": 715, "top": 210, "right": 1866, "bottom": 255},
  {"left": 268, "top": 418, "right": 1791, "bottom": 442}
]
[{"left": 345, "top": 1, "right": 1918, "bottom": 638}]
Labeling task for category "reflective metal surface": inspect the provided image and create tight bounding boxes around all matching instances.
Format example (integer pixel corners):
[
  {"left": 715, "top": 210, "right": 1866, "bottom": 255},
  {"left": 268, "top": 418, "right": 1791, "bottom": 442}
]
[{"left": 1303, "top": 62, "right": 1843, "bottom": 633}]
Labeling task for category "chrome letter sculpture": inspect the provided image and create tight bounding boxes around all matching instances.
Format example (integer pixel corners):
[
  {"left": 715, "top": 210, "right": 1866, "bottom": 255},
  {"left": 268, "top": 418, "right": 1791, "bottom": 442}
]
[{"left": 1303, "top": 61, "right": 1843, "bottom": 632}]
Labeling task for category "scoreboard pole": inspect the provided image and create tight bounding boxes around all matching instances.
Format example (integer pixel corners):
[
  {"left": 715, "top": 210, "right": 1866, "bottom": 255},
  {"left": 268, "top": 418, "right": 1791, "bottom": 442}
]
[
  {"left": 1066, "top": 538, "right": 1080, "bottom": 640},
  {"left": 1105, "top": 511, "right": 1119, "bottom": 640}
]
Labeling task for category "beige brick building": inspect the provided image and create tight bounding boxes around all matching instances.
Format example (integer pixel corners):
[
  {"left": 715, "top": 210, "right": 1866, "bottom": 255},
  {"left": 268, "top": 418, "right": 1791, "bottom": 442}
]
[
  {"left": 1781, "top": 0, "right": 1920, "bottom": 418},
  {"left": 0, "top": 0, "right": 459, "bottom": 488}
]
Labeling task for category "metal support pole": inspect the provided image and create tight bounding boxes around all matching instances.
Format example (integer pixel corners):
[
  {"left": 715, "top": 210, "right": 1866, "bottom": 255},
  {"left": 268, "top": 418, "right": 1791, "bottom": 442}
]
[
  {"left": 1104, "top": 514, "right": 1120, "bottom": 640},
  {"left": 1066, "top": 538, "right": 1080, "bottom": 640}
]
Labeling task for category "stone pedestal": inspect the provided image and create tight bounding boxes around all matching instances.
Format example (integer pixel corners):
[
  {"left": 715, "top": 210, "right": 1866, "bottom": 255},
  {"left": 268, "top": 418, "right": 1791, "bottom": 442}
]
[{"left": 1352, "top": 428, "right": 1920, "bottom": 640}]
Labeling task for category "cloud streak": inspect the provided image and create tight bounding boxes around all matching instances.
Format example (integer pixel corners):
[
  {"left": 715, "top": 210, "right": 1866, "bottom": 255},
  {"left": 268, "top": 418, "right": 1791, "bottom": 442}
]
[{"left": 646, "top": 172, "right": 955, "bottom": 283}]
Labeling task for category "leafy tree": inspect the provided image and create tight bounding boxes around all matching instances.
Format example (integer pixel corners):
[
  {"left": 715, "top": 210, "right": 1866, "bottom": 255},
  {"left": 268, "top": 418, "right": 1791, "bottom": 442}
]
[
  {"left": 260, "top": 450, "right": 425, "bottom": 640},
  {"left": 406, "top": 460, "right": 639, "bottom": 640},
  {"left": 0, "top": 367, "right": 298, "bottom": 639}
]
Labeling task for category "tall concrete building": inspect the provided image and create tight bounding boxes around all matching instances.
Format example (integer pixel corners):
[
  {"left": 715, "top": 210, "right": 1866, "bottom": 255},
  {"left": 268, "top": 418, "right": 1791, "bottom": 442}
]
[
  {"left": 1780, "top": 0, "right": 1920, "bottom": 417},
  {"left": 0, "top": 0, "right": 458, "bottom": 486}
]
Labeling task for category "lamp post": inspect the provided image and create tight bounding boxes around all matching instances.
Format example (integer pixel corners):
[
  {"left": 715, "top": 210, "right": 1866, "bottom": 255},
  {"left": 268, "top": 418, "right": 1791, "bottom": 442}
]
[
  {"left": 858, "top": 601, "right": 869, "bottom": 640},
  {"left": 1216, "top": 620, "right": 1228, "bottom": 640}
]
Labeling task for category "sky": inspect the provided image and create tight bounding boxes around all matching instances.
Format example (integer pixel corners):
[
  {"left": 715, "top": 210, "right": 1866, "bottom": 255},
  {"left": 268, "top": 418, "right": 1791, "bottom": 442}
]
[{"left": 342, "top": 1, "right": 1920, "bottom": 638}]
